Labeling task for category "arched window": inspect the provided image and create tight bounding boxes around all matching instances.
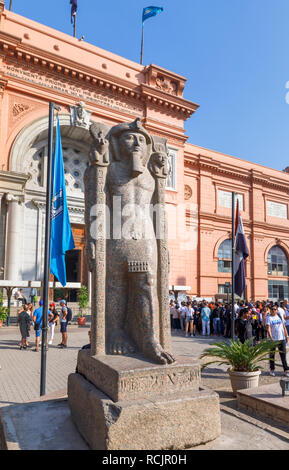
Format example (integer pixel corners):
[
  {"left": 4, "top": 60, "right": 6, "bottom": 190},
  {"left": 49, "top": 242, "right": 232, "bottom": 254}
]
[
  {"left": 218, "top": 239, "right": 232, "bottom": 273},
  {"left": 267, "top": 246, "right": 288, "bottom": 276}
]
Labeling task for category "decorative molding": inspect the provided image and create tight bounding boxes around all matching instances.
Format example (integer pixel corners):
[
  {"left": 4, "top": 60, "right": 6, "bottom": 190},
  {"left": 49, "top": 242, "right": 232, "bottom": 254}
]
[
  {"left": 145, "top": 64, "right": 186, "bottom": 98},
  {"left": 184, "top": 184, "right": 192, "bottom": 200},
  {"left": 0, "top": 34, "right": 198, "bottom": 120},
  {"left": 12, "top": 102, "right": 30, "bottom": 117},
  {"left": 184, "top": 155, "right": 289, "bottom": 194},
  {"left": 70, "top": 101, "right": 91, "bottom": 129},
  {"left": 0, "top": 78, "right": 7, "bottom": 96}
]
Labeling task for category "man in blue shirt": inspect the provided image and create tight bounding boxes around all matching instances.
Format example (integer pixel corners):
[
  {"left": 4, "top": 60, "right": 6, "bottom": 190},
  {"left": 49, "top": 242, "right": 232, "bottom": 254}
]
[
  {"left": 33, "top": 300, "right": 51, "bottom": 352},
  {"left": 201, "top": 302, "right": 211, "bottom": 336}
]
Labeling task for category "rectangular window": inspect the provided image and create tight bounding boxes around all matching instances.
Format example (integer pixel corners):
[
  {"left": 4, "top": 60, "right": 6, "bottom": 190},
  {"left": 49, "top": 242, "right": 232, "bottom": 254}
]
[
  {"left": 218, "top": 190, "right": 244, "bottom": 211},
  {"left": 166, "top": 149, "right": 177, "bottom": 190},
  {"left": 266, "top": 201, "right": 287, "bottom": 219},
  {"left": 218, "top": 284, "right": 232, "bottom": 294},
  {"left": 218, "top": 260, "right": 232, "bottom": 273},
  {"left": 268, "top": 280, "right": 289, "bottom": 300}
]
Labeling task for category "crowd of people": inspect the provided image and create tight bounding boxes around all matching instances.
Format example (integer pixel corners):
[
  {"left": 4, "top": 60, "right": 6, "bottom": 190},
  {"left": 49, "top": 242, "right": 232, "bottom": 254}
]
[
  {"left": 16, "top": 299, "right": 73, "bottom": 352},
  {"left": 170, "top": 298, "right": 289, "bottom": 377}
]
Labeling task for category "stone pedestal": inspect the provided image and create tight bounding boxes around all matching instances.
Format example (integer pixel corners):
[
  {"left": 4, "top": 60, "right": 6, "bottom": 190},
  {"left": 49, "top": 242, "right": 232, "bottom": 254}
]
[{"left": 68, "top": 352, "right": 221, "bottom": 450}]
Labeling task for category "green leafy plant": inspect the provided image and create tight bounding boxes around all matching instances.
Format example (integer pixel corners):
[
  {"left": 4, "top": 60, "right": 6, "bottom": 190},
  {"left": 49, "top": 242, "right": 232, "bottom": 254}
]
[
  {"left": 200, "top": 339, "right": 280, "bottom": 372},
  {"left": 78, "top": 285, "right": 89, "bottom": 317},
  {"left": 0, "top": 291, "right": 8, "bottom": 322}
]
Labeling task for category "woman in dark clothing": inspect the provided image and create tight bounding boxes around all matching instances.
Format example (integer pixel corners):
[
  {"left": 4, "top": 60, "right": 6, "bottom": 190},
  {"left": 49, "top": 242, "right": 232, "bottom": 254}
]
[
  {"left": 236, "top": 309, "right": 253, "bottom": 344},
  {"left": 17, "top": 305, "right": 31, "bottom": 349},
  {"left": 224, "top": 304, "right": 231, "bottom": 338}
]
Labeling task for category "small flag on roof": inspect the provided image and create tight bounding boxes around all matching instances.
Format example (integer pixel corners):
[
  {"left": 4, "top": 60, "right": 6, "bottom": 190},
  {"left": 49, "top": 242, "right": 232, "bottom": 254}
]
[
  {"left": 70, "top": 0, "right": 77, "bottom": 24},
  {"left": 142, "top": 6, "right": 164, "bottom": 25}
]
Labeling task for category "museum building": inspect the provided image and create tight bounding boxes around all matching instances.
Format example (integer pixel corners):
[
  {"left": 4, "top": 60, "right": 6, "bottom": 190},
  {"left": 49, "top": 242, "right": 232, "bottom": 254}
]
[{"left": 0, "top": 3, "right": 289, "bottom": 302}]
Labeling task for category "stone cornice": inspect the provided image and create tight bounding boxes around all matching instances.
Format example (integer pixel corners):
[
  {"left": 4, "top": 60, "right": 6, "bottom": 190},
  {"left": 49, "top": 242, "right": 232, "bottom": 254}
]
[
  {"left": 0, "top": 30, "right": 198, "bottom": 120},
  {"left": 0, "top": 170, "right": 30, "bottom": 188},
  {"left": 184, "top": 154, "right": 289, "bottom": 193}
]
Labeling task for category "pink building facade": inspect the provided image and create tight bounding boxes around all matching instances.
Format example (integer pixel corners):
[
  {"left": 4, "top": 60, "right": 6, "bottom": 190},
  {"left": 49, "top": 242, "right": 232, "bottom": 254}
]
[{"left": 0, "top": 3, "right": 288, "bottom": 301}]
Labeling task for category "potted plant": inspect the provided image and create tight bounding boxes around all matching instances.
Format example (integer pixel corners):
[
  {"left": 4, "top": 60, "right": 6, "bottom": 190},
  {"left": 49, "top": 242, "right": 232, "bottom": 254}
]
[
  {"left": 77, "top": 285, "right": 89, "bottom": 326},
  {"left": 0, "top": 291, "right": 8, "bottom": 328},
  {"left": 200, "top": 339, "right": 279, "bottom": 397}
]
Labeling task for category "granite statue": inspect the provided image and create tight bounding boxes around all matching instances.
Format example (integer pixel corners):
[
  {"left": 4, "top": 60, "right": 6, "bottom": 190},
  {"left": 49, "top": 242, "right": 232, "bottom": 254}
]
[{"left": 84, "top": 118, "right": 175, "bottom": 365}]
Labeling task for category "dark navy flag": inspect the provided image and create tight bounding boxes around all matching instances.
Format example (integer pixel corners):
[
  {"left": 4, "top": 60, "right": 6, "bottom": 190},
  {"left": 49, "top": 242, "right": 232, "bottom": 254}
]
[
  {"left": 50, "top": 118, "right": 75, "bottom": 287},
  {"left": 70, "top": 0, "right": 77, "bottom": 24},
  {"left": 142, "top": 6, "right": 164, "bottom": 25},
  {"left": 234, "top": 200, "right": 249, "bottom": 297}
]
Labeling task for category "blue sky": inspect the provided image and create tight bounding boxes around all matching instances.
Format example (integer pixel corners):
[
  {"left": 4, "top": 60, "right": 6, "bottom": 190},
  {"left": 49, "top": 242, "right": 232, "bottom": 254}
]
[{"left": 11, "top": 0, "right": 289, "bottom": 171}]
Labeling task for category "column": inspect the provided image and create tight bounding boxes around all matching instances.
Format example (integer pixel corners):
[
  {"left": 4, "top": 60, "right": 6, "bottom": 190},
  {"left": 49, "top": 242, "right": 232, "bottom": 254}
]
[
  {"left": 0, "top": 192, "right": 5, "bottom": 278},
  {"left": 4, "top": 193, "right": 24, "bottom": 281}
]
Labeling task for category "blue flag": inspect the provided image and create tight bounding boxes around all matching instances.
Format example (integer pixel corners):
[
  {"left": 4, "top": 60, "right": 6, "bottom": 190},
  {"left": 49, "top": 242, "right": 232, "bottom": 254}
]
[
  {"left": 142, "top": 6, "right": 164, "bottom": 25},
  {"left": 70, "top": 0, "right": 77, "bottom": 24},
  {"left": 50, "top": 118, "right": 75, "bottom": 287}
]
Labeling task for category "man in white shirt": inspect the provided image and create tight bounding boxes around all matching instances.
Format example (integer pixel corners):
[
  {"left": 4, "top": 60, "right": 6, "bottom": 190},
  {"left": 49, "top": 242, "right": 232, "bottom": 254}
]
[
  {"left": 266, "top": 306, "right": 289, "bottom": 377},
  {"left": 178, "top": 302, "right": 186, "bottom": 331},
  {"left": 277, "top": 302, "right": 286, "bottom": 320}
]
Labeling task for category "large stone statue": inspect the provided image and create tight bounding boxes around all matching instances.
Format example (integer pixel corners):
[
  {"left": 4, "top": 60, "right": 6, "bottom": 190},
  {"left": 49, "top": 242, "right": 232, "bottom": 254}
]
[
  {"left": 69, "top": 118, "right": 221, "bottom": 451},
  {"left": 84, "top": 118, "right": 174, "bottom": 364}
]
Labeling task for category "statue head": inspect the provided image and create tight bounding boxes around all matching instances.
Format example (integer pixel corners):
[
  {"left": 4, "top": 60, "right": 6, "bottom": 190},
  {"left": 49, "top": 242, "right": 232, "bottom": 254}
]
[{"left": 109, "top": 119, "right": 152, "bottom": 177}]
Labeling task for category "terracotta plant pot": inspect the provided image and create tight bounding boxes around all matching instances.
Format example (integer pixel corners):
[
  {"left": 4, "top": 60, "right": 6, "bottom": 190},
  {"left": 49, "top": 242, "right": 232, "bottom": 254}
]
[
  {"left": 77, "top": 317, "right": 86, "bottom": 326},
  {"left": 228, "top": 369, "right": 261, "bottom": 397},
  {"left": 0, "top": 320, "right": 2, "bottom": 328}
]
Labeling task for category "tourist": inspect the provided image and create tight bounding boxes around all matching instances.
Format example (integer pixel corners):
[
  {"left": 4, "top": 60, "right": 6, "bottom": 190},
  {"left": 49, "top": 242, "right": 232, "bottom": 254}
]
[
  {"left": 284, "top": 306, "right": 289, "bottom": 336},
  {"left": 33, "top": 300, "right": 50, "bottom": 352},
  {"left": 236, "top": 308, "right": 253, "bottom": 344},
  {"left": 30, "top": 287, "right": 37, "bottom": 305},
  {"left": 223, "top": 304, "right": 232, "bottom": 338},
  {"left": 58, "top": 299, "right": 69, "bottom": 348},
  {"left": 15, "top": 288, "right": 27, "bottom": 307},
  {"left": 212, "top": 303, "right": 223, "bottom": 336},
  {"left": 201, "top": 302, "right": 211, "bottom": 336},
  {"left": 184, "top": 302, "right": 194, "bottom": 337},
  {"left": 26, "top": 303, "right": 34, "bottom": 326},
  {"left": 266, "top": 306, "right": 289, "bottom": 377},
  {"left": 172, "top": 302, "right": 180, "bottom": 330},
  {"left": 193, "top": 303, "right": 201, "bottom": 336},
  {"left": 178, "top": 301, "right": 186, "bottom": 331},
  {"left": 48, "top": 302, "right": 59, "bottom": 345},
  {"left": 17, "top": 305, "right": 31, "bottom": 350},
  {"left": 276, "top": 302, "right": 286, "bottom": 320}
]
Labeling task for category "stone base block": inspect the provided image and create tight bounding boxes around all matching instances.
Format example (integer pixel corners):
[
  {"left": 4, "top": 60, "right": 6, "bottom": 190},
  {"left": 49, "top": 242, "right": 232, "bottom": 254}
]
[
  {"left": 237, "top": 383, "right": 289, "bottom": 426},
  {"left": 68, "top": 373, "right": 221, "bottom": 450},
  {"left": 76, "top": 351, "right": 201, "bottom": 402}
]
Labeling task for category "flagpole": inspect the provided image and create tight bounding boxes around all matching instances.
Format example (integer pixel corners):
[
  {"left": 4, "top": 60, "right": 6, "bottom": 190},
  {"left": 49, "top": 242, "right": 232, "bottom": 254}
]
[
  {"left": 40, "top": 102, "right": 60, "bottom": 397},
  {"left": 231, "top": 192, "right": 236, "bottom": 340},
  {"left": 9, "top": 1, "right": 12, "bottom": 11},
  {"left": 140, "top": 24, "right": 144, "bottom": 65},
  {"left": 73, "top": 13, "right": 76, "bottom": 38}
]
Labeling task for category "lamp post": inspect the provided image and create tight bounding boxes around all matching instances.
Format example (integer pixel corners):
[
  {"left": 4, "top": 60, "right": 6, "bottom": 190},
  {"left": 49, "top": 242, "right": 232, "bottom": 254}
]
[{"left": 9, "top": 1, "right": 12, "bottom": 11}]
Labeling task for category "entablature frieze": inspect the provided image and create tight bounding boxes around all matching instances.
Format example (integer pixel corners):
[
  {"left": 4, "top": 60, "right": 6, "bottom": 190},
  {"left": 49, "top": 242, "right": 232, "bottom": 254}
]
[
  {"left": 0, "top": 31, "right": 198, "bottom": 121},
  {"left": 184, "top": 155, "right": 289, "bottom": 193}
]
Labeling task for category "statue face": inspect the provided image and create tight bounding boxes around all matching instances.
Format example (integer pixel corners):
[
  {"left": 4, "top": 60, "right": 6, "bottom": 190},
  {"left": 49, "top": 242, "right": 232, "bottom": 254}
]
[{"left": 119, "top": 131, "right": 148, "bottom": 176}]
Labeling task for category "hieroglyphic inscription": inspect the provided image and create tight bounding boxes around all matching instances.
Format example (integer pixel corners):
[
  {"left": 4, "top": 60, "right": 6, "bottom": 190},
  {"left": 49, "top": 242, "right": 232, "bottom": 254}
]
[
  {"left": 5, "top": 61, "right": 143, "bottom": 116},
  {"left": 119, "top": 369, "right": 200, "bottom": 395}
]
